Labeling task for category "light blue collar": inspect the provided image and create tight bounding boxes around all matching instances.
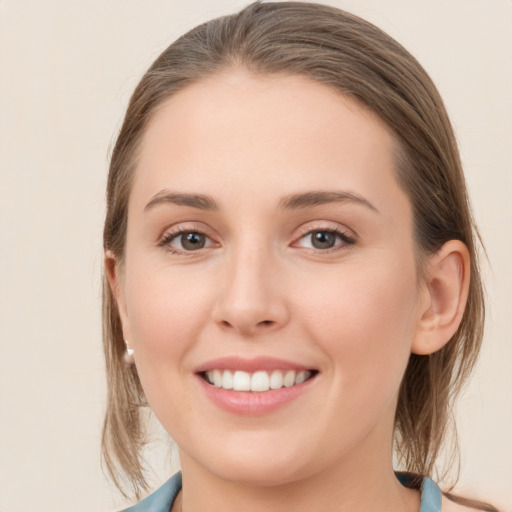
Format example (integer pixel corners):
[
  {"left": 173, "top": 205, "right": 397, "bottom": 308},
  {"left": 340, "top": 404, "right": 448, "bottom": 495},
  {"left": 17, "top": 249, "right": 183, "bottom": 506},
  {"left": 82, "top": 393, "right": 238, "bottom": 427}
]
[
  {"left": 120, "top": 471, "right": 442, "bottom": 512},
  {"left": 120, "top": 472, "right": 181, "bottom": 512},
  {"left": 420, "top": 477, "right": 443, "bottom": 512},
  {"left": 396, "top": 472, "right": 442, "bottom": 512}
]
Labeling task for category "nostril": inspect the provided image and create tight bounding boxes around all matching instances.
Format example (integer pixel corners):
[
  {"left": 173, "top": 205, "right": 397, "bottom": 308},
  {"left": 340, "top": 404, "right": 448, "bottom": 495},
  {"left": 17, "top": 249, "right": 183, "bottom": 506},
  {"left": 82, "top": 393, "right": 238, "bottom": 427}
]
[{"left": 218, "top": 318, "right": 275, "bottom": 335}]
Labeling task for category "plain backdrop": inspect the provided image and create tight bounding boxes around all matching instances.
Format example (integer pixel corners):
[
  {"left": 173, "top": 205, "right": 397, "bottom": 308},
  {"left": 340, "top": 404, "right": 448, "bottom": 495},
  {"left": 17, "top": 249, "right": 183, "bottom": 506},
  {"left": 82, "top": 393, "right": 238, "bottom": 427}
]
[{"left": 0, "top": 1, "right": 510, "bottom": 511}]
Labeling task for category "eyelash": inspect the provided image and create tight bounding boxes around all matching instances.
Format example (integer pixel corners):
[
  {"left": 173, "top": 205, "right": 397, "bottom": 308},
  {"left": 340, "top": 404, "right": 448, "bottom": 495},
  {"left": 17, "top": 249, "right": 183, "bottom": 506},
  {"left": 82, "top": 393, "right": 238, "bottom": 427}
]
[{"left": 158, "top": 226, "right": 356, "bottom": 256}]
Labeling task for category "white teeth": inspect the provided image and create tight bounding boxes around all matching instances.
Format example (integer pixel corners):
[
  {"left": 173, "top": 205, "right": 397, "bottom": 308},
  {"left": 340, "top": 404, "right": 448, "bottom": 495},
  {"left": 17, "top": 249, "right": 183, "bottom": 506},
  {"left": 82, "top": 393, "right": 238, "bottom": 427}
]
[
  {"left": 283, "top": 370, "right": 296, "bottom": 388},
  {"left": 251, "top": 371, "right": 270, "bottom": 392},
  {"left": 295, "top": 370, "right": 308, "bottom": 385},
  {"left": 212, "top": 369, "right": 222, "bottom": 387},
  {"left": 233, "top": 371, "right": 251, "bottom": 391},
  {"left": 222, "top": 370, "right": 233, "bottom": 390},
  {"left": 269, "top": 370, "right": 283, "bottom": 389},
  {"left": 204, "top": 369, "right": 314, "bottom": 392}
]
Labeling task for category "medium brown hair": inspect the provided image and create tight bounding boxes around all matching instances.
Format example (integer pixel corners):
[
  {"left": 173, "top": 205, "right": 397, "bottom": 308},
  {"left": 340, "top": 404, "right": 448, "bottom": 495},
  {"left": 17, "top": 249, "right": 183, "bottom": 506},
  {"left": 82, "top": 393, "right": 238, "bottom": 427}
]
[{"left": 102, "top": 0, "right": 487, "bottom": 503}]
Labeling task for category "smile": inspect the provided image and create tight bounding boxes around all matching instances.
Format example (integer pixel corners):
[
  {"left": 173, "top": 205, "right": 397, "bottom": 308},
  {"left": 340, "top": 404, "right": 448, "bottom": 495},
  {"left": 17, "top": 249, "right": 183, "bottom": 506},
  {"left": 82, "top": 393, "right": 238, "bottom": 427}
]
[
  {"left": 202, "top": 369, "right": 315, "bottom": 392},
  {"left": 195, "top": 357, "right": 319, "bottom": 414}
]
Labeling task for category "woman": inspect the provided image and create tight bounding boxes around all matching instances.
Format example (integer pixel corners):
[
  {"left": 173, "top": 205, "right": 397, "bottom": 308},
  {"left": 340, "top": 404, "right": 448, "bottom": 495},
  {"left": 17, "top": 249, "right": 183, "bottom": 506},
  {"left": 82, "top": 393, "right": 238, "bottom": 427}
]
[{"left": 102, "top": 2, "right": 497, "bottom": 511}]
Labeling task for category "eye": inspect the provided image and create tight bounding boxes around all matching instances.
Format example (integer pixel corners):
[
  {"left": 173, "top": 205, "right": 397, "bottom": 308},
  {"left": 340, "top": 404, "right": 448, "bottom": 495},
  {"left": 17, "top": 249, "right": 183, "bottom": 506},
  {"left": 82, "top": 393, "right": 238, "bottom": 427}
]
[
  {"left": 296, "top": 229, "right": 355, "bottom": 251},
  {"left": 160, "top": 230, "right": 214, "bottom": 253}
]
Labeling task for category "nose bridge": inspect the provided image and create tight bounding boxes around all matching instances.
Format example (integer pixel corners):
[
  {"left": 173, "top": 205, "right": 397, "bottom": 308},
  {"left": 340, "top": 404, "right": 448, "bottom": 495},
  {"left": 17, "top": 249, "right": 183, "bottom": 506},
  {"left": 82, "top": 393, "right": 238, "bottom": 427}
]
[{"left": 213, "top": 234, "right": 288, "bottom": 336}]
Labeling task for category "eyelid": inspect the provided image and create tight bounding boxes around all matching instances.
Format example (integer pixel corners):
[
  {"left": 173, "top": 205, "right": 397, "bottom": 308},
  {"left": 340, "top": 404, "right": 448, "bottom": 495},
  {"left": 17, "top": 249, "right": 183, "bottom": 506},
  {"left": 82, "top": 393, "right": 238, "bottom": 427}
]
[{"left": 293, "top": 220, "right": 356, "bottom": 240}]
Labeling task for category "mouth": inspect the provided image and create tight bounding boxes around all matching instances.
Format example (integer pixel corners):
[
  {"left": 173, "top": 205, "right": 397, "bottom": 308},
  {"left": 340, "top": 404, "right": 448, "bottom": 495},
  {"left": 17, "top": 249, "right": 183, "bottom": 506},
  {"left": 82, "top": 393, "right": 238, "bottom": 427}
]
[
  {"left": 195, "top": 356, "right": 319, "bottom": 414},
  {"left": 199, "top": 369, "right": 318, "bottom": 392}
]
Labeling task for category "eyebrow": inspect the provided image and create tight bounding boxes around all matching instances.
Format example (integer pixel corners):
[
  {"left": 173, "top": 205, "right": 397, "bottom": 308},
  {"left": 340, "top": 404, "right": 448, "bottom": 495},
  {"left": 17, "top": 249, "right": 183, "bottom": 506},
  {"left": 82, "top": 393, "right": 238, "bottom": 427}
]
[
  {"left": 144, "top": 189, "right": 378, "bottom": 213},
  {"left": 144, "top": 191, "right": 220, "bottom": 212},
  {"left": 279, "top": 191, "right": 379, "bottom": 213}
]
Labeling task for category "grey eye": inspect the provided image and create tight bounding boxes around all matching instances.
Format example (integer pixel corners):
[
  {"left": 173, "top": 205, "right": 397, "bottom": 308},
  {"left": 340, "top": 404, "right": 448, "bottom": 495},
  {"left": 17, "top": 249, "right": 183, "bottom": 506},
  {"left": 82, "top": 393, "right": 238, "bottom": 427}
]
[
  {"left": 165, "top": 231, "right": 208, "bottom": 251},
  {"left": 179, "top": 232, "right": 206, "bottom": 251},
  {"left": 309, "top": 231, "right": 338, "bottom": 249}
]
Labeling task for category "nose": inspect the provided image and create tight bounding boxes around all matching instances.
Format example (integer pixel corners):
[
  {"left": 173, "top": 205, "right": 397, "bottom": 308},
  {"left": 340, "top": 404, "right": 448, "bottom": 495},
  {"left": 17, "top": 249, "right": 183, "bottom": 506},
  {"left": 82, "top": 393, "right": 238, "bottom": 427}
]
[{"left": 212, "top": 245, "right": 290, "bottom": 337}]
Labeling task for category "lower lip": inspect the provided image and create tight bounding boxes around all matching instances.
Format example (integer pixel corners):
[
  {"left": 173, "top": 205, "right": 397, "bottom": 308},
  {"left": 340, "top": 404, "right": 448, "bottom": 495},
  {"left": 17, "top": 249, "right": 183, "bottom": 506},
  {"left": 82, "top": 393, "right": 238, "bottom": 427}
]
[{"left": 197, "top": 374, "right": 317, "bottom": 415}]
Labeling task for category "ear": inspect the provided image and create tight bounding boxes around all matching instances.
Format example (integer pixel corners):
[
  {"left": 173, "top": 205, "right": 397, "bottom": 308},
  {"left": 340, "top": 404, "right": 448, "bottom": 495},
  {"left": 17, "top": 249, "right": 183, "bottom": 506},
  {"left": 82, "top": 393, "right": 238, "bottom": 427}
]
[
  {"left": 104, "top": 250, "right": 132, "bottom": 343},
  {"left": 411, "top": 240, "right": 471, "bottom": 355}
]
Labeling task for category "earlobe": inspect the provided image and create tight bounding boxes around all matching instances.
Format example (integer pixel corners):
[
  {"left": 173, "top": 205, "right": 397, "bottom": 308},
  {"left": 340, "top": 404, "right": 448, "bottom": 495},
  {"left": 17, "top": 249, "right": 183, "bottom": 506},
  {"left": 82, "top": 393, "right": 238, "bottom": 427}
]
[
  {"left": 104, "top": 250, "right": 131, "bottom": 342},
  {"left": 411, "top": 240, "right": 470, "bottom": 355}
]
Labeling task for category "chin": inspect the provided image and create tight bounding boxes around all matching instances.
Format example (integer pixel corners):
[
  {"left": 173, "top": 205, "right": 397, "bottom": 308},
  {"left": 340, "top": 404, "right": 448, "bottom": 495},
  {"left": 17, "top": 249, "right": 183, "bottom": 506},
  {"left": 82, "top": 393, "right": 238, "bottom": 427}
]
[{"left": 183, "top": 432, "right": 316, "bottom": 487}]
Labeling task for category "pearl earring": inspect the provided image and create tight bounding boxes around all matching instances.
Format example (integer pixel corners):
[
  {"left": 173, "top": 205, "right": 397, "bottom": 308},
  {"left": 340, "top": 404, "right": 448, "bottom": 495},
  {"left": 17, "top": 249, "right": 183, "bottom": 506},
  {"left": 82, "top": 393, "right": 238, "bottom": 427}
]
[{"left": 124, "top": 341, "right": 135, "bottom": 364}]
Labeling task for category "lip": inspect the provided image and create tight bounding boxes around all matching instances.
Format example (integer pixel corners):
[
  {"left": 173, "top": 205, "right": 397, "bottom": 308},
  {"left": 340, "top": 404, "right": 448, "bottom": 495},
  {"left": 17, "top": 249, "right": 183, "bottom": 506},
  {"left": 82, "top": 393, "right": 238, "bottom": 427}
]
[
  {"left": 195, "top": 357, "right": 318, "bottom": 415},
  {"left": 194, "top": 356, "right": 313, "bottom": 373}
]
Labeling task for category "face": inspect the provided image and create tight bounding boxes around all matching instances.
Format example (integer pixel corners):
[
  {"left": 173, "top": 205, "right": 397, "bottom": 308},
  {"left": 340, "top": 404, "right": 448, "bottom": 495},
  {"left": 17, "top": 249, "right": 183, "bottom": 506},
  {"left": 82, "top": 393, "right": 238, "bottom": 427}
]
[{"left": 112, "top": 70, "right": 428, "bottom": 485}]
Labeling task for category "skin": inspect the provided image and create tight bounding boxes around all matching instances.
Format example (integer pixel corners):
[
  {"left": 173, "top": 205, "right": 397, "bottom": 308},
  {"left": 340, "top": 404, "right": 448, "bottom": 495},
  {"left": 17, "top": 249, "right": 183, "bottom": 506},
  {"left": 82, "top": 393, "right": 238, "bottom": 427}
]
[{"left": 107, "top": 70, "right": 471, "bottom": 512}]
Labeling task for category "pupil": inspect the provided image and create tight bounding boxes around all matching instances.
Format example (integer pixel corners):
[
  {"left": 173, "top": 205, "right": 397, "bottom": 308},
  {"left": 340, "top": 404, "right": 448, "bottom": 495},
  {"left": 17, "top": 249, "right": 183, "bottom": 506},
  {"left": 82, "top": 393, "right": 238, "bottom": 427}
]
[
  {"left": 182, "top": 232, "right": 205, "bottom": 250},
  {"left": 312, "top": 231, "right": 335, "bottom": 249}
]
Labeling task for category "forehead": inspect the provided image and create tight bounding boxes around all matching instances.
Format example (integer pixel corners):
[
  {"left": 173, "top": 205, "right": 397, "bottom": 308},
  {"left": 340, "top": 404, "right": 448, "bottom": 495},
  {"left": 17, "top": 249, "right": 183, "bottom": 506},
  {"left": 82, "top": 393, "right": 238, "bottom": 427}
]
[{"left": 131, "top": 69, "right": 407, "bottom": 218}]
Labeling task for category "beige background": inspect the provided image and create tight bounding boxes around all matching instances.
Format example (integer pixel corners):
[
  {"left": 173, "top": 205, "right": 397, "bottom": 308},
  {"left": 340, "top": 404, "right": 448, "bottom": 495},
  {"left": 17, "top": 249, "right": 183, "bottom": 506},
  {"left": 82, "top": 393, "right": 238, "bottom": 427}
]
[{"left": 0, "top": 1, "right": 510, "bottom": 511}]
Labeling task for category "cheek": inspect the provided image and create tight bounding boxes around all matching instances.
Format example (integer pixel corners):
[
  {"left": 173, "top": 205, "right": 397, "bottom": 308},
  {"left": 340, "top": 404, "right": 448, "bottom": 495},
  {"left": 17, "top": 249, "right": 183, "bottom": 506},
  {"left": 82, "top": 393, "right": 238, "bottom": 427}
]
[
  {"left": 123, "top": 262, "right": 213, "bottom": 377},
  {"left": 296, "top": 258, "right": 419, "bottom": 391},
  {"left": 122, "top": 264, "right": 215, "bottom": 428}
]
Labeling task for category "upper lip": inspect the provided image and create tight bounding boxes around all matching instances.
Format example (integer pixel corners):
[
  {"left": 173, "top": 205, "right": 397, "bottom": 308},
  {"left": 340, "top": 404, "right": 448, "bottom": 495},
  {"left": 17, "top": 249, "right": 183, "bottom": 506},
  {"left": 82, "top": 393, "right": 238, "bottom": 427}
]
[{"left": 195, "top": 356, "right": 315, "bottom": 374}]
